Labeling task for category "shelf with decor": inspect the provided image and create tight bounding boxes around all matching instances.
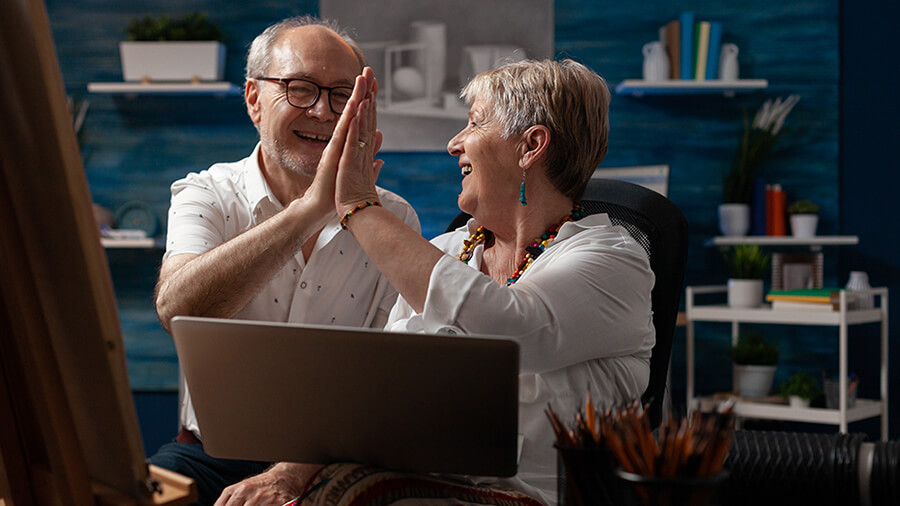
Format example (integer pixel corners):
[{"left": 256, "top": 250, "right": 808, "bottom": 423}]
[
  {"left": 684, "top": 284, "right": 889, "bottom": 439},
  {"left": 615, "top": 79, "right": 768, "bottom": 97}
]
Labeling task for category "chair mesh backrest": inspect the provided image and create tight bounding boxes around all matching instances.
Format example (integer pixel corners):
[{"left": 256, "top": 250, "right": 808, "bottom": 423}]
[{"left": 580, "top": 178, "right": 689, "bottom": 428}]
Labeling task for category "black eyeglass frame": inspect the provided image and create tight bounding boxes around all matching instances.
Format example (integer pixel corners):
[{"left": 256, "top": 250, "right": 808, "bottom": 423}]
[{"left": 255, "top": 76, "right": 354, "bottom": 114}]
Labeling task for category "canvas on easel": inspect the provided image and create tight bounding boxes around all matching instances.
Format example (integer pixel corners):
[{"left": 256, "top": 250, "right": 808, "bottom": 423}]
[{"left": 0, "top": 0, "right": 194, "bottom": 504}]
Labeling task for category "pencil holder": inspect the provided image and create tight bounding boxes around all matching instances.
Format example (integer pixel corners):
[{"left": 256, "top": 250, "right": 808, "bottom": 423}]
[
  {"left": 555, "top": 444, "right": 621, "bottom": 506},
  {"left": 616, "top": 469, "right": 728, "bottom": 506},
  {"left": 824, "top": 377, "right": 858, "bottom": 409}
]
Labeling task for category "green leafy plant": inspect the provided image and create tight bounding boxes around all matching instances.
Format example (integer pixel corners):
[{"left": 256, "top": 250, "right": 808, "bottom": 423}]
[
  {"left": 788, "top": 199, "right": 820, "bottom": 215},
  {"left": 126, "top": 12, "right": 224, "bottom": 41},
  {"left": 779, "top": 371, "right": 822, "bottom": 400},
  {"left": 723, "top": 95, "right": 800, "bottom": 204},
  {"left": 731, "top": 331, "right": 779, "bottom": 366},
  {"left": 723, "top": 244, "right": 770, "bottom": 279}
]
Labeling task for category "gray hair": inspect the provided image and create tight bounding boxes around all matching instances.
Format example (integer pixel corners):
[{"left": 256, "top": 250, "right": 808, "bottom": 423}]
[
  {"left": 460, "top": 59, "right": 611, "bottom": 202},
  {"left": 245, "top": 15, "right": 366, "bottom": 81}
]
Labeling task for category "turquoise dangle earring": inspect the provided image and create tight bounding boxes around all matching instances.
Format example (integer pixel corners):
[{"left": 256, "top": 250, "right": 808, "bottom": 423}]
[{"left": 519, "top": 170, "right": 528, "bottom": 206}]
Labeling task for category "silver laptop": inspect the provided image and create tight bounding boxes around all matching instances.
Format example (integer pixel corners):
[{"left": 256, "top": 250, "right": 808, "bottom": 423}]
[{"left": 170, "top": 316, "right": 520, "bottom": 477}]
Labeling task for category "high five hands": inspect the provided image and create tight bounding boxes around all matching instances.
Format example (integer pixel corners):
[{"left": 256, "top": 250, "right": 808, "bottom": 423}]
[{"left": 311, "top": 66, "right": 383, "bottom": 221}]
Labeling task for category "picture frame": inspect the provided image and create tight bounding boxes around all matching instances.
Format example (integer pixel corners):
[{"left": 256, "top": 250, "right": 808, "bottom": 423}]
[{"left": 771, "top": 252, "right": 824, "bottom": 290}]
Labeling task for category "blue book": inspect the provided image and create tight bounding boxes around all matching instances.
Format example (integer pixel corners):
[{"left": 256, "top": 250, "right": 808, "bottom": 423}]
[
  {"left": 752, "top": 178, "right": 767, "bottom": 235},
  {"left": 705, "top": 21, "right": 723, "bottom": 80},
  {"left": 679, "top": 12, "right": 694, "bottom": 80}
]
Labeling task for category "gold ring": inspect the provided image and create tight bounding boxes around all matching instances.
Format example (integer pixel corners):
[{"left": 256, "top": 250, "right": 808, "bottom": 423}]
[{"left": 358, "top": 140, "right": 366, "bottom": 148}]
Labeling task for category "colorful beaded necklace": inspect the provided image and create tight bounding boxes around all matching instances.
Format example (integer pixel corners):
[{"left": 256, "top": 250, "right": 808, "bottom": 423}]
[{"left": 456, "top": 206, "right": 586, "bottom": 286}]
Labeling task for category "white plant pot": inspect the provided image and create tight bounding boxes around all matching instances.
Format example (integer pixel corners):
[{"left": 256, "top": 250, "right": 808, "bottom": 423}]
[
  {"left": 733, "top": 364, "right": 776, "bottom": 398},
  {"left": 718, "top": 203, "right": 750, "bottom": 236},
  {"left": 788, "top": 395, "right": 811, "bottom": 408},
  {"left": 790, "top": 214, "right": 818, "bottom": 238},
  {"left": 727, "top": 278, "right": 764, "bottom": 308},
  {"left": 120, "top": 41, "right": 226, "bottom": 82}
]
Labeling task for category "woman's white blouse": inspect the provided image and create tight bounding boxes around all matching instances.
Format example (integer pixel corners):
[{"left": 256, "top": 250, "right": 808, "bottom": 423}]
[{"left": 386, "top": 213, "right": 656, "bottom": 505}]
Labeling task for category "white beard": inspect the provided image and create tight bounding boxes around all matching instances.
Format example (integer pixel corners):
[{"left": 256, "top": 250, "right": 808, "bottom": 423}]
[{"left": 259, "top": 124, "right": 318, "bottom": 178}]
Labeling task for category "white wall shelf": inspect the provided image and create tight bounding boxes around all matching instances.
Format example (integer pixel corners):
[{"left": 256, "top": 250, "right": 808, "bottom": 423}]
[
  {"left": 101, "top": 238, "right": 162, "bottom": 249},
  {"left": 685, "top": 284, "right": 889, "bottom": 439},
  {"left": 615, "top": 79, "right": 768, "bottom": 97},
  {"left": 87, "top": 81, "right": 242, "bottom": 96},
  {"left": 706, "top": 235, "right": 859, "bottom": 248}
]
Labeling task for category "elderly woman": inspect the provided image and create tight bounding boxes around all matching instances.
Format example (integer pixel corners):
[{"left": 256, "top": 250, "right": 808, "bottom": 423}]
[{"left": 218, "top": 60, "right": 654, "bottom": 506}]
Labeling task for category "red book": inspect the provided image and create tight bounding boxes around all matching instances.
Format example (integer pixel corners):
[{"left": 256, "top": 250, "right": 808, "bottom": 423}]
[{"left": 771, "top": 184, "right": 786, "bottom": 236}]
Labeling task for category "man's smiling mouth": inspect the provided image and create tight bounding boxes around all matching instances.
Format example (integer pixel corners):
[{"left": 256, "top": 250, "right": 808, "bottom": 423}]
[
  {"left": 461, "top": 164, "right": 472, "bottom": 176},
  {"left": 295, "top": 131, "right": 331, "bottom": 142}
]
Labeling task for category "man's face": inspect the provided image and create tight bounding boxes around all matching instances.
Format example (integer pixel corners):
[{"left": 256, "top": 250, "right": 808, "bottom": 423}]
[{"left": 250, "top": 26, "right": 361, "bottom": 179}]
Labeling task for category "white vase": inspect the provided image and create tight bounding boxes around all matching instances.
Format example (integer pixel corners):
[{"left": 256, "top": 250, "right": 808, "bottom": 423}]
[
  {"left": 728, "top": 279, "right": 764, "bottom": 308},
  {"left": 642, "top": 41, "right": 669, "bottom": 82},
  {"left": 733, "top": 364, "right": 776, "bottom": 398},
  {"left": 718, "top": 203, "right": 750, "bottom": 236},
  {"left": 790, "top": 214, "right": 818, "bottom": 238},
  {"left": 845, "top": 270, "right": 874, "bottom": 309},
  {"left": 410, "top": 21, "right": 446, "bottom": 103},
  {"left": 718, "top": 43, "right": 739, "bottom": 81}
]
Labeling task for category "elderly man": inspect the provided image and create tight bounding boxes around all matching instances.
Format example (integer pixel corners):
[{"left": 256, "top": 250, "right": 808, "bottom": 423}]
[{"left": 149, "top": 16, "right": 419, "bottom": 505}]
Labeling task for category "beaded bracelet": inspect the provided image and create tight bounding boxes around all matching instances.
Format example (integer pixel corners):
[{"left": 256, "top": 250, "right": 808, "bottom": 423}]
[{"left": 340, "top": 201, "right": 382, "bottom": 230}]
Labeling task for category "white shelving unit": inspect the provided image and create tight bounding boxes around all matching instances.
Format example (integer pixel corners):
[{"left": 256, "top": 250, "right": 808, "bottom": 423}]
[
  {"left": 615, "top": 79, "right": 768, "bottom": 97},
  {"left": 685, "top": 285, "right": 889, "bottom": 440}
]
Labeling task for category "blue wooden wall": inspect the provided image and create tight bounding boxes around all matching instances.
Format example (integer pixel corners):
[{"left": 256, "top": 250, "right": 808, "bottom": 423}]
[{"left": 47, "top": 0, "right": 891, "bottom": 442}]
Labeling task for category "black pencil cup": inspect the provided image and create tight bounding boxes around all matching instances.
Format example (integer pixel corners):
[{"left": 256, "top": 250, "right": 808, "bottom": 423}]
[
  {"left": 616, "top": 469, "right": 728, "bottom": 506},
  {"left": 555, "top": 444, "right": 621, "bottom": 506}
]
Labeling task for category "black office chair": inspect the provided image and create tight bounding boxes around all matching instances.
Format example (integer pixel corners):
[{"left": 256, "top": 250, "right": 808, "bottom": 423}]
[{"left": 445, "top": 178, "right": 689, "bottom": 428}]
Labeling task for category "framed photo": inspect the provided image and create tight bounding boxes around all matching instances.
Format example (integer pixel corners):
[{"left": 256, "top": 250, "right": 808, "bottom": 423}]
[{"left": 771, "top": 252, "right": 824, "bottom": 290}]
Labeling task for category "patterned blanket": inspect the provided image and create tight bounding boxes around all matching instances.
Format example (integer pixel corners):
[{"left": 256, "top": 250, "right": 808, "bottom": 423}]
[{"left": 297, "top": 463, "right": 545, "bottom": 506}]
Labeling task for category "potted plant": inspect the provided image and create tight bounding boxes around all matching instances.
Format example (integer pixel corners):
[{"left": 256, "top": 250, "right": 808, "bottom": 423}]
[
  {"left": 731, "top": 331, "right": 779, "bottom": 398},
  {"left": 779, "top": 371, "right": 822, "bottom": 408},
  {"left": 723, "top": 244, "right": 770, "bottom": 308},
  {"left": 788, "top": 199, "right": 820, "bottom": 238},
  {"left": 719, "top": 95, "right": 800, "bottom": 236},
  {"left": 120, "top": 12, "right": 226, "bottom": 82}
]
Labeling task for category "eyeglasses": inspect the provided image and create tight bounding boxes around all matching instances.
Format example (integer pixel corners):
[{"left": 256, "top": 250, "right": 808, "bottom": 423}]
[{"left": 255, "top": 77, "right": 353, "bottom": 114}]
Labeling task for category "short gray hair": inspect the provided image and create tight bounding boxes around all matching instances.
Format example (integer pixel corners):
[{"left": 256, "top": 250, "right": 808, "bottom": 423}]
[
  {"left": 245, "top": 15, "right": 366, "bottom": 81},
  {"left": 460, "top": 59, "right": 611, "bottom": 202}
]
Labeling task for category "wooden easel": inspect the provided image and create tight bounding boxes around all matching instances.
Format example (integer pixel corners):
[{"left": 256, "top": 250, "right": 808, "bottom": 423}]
[{"left": 0, "top": 0, "right": 195, "bottom": 504}]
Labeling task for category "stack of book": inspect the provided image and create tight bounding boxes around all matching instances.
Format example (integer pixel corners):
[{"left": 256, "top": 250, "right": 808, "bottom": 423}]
[
  {"left": 659, "top": 12, "right": 724, "bottom": 81},
  {"left": 766, "top": 288, "right": 842, "bottom": 311}
]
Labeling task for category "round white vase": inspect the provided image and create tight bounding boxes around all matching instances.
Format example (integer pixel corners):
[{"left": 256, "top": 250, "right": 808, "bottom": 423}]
[
  {"left": 845, "top": 270, "right": 874, "bottom": 309},
  {"left": 790, "top": 214, "right": 818, "bottom": 238},
  {"left": 727, "top": 278, "right": 764, "bottom": 308},
  {"left": 733, "top": 364, "right": 776, "bottom": 398},
  {"left": 718, "top": 203, "right": 750, "bottom": 236}
]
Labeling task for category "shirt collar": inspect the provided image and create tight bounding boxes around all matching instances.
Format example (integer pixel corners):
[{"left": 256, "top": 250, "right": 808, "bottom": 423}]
[
  {"left": 244, "top": 143, "right": 283, "bottom": 221},
  {"left": 555, "top": 212, "right": 612, "bottom": 242},
  {"left": 244, "top": 143, "right": 345, "bottom": 243}
]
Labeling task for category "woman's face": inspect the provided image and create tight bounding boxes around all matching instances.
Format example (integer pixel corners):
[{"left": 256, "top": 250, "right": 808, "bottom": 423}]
[{"left": 447, "top": 97, "right": 522, "bottom": 220}]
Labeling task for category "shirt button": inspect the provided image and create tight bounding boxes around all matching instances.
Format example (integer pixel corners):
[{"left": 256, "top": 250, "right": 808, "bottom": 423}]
[{"left": 300, "top": 281, "right": 307, "bottom": 289}]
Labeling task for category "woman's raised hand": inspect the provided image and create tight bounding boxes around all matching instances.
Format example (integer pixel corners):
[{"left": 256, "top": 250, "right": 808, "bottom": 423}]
[{"left": 334, "top": 67, "right": 382, "bottom": 216}]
